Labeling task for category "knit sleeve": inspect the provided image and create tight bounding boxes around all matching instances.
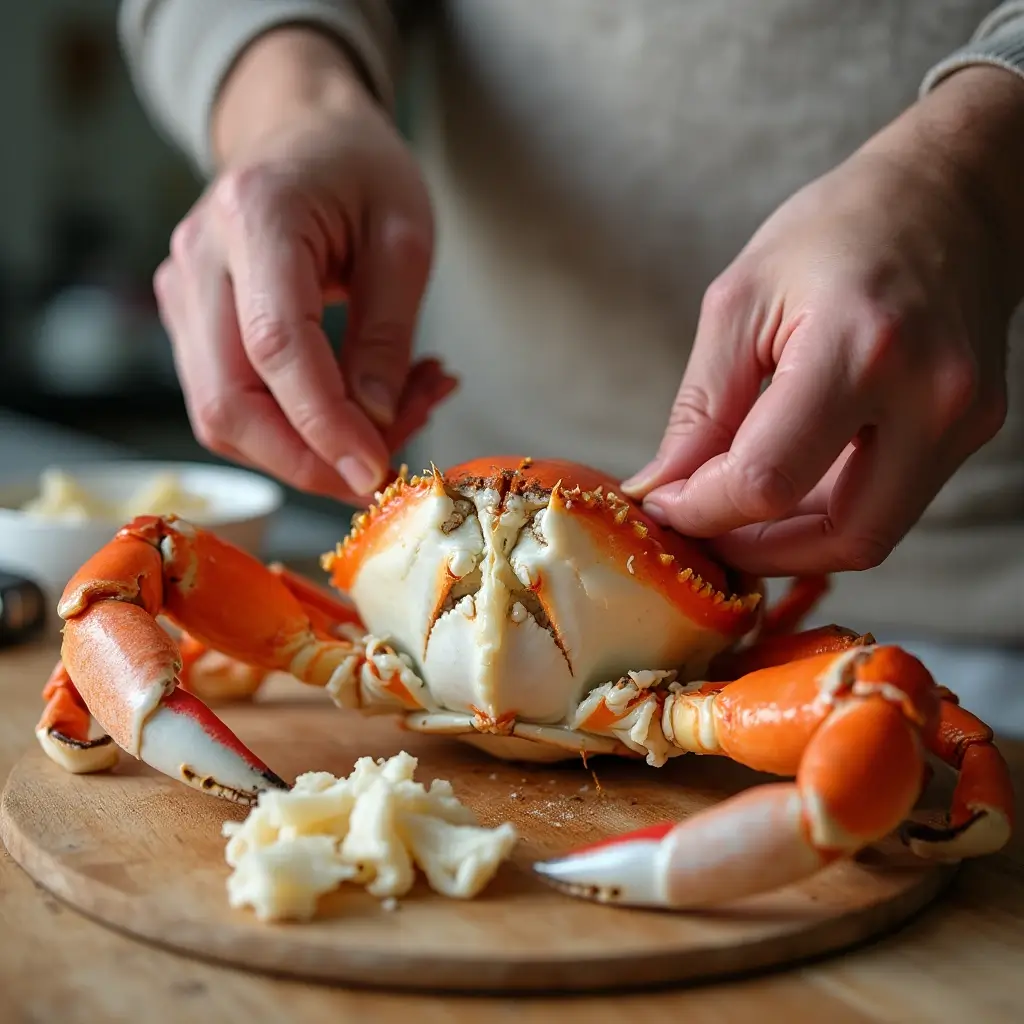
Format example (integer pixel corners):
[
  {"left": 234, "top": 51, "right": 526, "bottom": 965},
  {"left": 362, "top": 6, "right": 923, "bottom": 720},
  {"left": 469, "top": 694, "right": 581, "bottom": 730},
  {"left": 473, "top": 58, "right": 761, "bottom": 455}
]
[
  {"left": 922, "top": 2, "right": 1024, "bottom": 94},
  {"left": 117, "top": 0, "right": 399, "bottom": 176}
]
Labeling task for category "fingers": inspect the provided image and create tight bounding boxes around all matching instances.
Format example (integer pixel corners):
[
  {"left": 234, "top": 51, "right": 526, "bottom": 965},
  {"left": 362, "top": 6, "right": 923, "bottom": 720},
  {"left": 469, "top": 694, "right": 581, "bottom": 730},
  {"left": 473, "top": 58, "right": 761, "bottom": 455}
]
[
  {"left": 157, "top": 216, "right": 453, "bottom": 502},
  {"left": 640, "top": 319, "right": 869, "bottom": 537},
  {"left": 707, "top": 424, "right": 955, "bottom": 576},
  {"left": 621, "top": 276, "right": 769, "bottom": 498},
  {"left": 341, "top": 211, "right": 434, "bottom": 428},
  {"left": 222, "top": 215, "right": 392, "bottom": 496},
  {"left": 157, "top": 251, "right": 366, "bottom": 503},
  {"left": 385, "top": 358, "right": 460, "bottom": 452}
]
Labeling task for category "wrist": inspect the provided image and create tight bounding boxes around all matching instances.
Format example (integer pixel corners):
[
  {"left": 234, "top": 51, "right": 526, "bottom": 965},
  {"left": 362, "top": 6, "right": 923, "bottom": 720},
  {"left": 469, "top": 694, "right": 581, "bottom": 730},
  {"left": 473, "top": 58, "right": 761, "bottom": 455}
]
[
  {"left": 864, "top": 65, "right": 1024, "bottom": 305},
  {"left": 212, "top": 26, "right": 377, "bottom": 167}
]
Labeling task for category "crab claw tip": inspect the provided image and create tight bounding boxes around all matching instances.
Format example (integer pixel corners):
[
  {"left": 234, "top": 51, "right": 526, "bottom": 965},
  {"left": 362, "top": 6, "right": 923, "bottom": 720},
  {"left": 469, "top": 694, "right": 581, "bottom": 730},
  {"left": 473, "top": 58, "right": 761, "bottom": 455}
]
[
  {"left": 532, "top": 822, "right": 676, "bottom": 907},
  {"left": 139, "top": 689, "right": 288, "bottom": 803},
  {"left": 260, "top": 767, "right": 290, "bottom": 791},
  {"left": 35, "top": 726, "right": 120, "bottom": 774}
]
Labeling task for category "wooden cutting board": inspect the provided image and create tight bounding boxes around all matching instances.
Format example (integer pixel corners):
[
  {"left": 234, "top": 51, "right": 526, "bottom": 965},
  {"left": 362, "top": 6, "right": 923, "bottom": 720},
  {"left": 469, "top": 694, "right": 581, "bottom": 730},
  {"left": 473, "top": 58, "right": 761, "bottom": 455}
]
[{"left": 0, "top": 678, "right": 958, "bottom": 993}]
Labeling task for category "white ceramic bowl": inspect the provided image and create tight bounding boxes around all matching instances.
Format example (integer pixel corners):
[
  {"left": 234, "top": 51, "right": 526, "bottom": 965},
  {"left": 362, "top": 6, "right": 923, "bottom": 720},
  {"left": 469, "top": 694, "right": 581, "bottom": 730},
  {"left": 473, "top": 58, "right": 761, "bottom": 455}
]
[{"left": 0, "top": 461, "right": 285, "bottom": 634}]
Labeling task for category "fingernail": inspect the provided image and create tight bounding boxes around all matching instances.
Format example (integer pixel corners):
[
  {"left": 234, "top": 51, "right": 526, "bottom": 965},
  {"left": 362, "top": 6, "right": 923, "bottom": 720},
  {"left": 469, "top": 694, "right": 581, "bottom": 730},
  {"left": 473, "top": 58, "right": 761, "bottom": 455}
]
[
  {"left": 337, "top": 456, "right": 383, "bottom": 496},
  {"left": 621, "top": 456, "right": 666, "bottom": 497},
  {"left": 642, "top": 497, "right": 670, "bottom": 525},
  {"left": 355, "top": 376, "right": 395, "bottom": 427}
]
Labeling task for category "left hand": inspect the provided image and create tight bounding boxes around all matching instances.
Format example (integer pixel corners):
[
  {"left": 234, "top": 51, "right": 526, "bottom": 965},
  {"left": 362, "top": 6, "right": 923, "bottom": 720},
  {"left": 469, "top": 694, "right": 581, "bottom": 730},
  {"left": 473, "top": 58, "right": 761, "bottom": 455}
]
[{"left": 622, "top": 67, "right": 1024, "bottom": 577}]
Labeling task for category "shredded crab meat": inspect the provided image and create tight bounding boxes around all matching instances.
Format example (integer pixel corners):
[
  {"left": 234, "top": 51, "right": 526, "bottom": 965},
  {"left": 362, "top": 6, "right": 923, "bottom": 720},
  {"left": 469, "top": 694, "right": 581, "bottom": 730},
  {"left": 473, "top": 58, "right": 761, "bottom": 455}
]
[{"left": 222, "top": 751, "right": 518, "bottom": 922}]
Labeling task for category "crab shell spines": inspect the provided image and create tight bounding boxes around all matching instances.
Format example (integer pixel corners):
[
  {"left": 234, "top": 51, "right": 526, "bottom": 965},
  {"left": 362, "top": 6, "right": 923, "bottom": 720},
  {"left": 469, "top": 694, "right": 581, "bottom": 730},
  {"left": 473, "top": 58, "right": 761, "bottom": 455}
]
[{"left": 324, "top": 455, "right": 762, "bottom": 642}]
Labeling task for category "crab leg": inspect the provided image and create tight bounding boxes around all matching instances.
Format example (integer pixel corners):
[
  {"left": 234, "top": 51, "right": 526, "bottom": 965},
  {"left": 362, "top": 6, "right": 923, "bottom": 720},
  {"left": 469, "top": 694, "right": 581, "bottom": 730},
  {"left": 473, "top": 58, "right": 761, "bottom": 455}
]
[
  {"left": 534, "top": 646, "right": 1010, "bottom": 908},
  {"left": 172, "top": 566, "right": 364, "bottom": 704},
  {"left": 41, "top": 516, "right": 428, "bottom": 802},
  {"left": 267, "top": 562, "right": 363, "bottom": 636},
  {"left": 707, "top": 623, "right": 870, "bottom": 681},
  {"left": 758, "top": 575, "right": 830, "bottom": 637},
  {"left": 902, "top": 692, "right": 1015, "bottom": 860}
]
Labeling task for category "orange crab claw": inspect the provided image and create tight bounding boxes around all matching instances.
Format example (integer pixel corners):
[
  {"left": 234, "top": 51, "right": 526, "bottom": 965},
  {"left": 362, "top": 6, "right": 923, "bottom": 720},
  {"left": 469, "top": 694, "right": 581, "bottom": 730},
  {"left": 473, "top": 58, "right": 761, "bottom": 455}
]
[
  {"left": 901, "top": 695, "right": 1015, "bottom": 860},
  {"left": 41, "top": 514, "right": 397, "bottom": 803},
  {"left": 534, "top": 645, "right": 1012, "bottom": 909},
  {"left": 62, "top": 599, "right": 286, "bottom": 802},
  {"left": 36, "top": 661, "right": 119, "bottom": 774}
]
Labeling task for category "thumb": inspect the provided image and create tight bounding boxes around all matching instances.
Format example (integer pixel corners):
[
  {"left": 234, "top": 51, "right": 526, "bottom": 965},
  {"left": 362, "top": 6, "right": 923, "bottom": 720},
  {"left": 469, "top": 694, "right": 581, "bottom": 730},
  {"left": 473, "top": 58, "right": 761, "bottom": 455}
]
[
  {"left": 342, "top": 208, "right": 434, "bottom": 428},
  {"left": 620, "top": 278, "right": 764, "bottom": 498}
]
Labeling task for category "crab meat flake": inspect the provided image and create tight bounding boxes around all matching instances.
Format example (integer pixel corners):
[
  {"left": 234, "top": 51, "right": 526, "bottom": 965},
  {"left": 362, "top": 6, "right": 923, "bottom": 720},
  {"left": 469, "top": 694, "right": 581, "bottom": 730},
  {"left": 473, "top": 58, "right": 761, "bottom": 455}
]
[{"left": 222, "top": 752, "right": 518, "bottom": 922}]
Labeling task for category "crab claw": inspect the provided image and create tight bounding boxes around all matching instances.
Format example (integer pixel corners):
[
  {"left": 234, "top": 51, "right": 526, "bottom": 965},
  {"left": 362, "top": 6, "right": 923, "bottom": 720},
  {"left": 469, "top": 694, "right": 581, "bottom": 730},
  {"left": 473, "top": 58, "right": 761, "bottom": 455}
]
[
  {"left": 58, "top": 599, "right": 287, "bottom": 805},
  {"left": 532, "top": 823, "right": 678, "bottom": 907},
  {"left": 533, "top": 783, "right": 837, "bottom": 910},
  {"left": 139, "top": 687, "right": 288, "bottom": 803}
]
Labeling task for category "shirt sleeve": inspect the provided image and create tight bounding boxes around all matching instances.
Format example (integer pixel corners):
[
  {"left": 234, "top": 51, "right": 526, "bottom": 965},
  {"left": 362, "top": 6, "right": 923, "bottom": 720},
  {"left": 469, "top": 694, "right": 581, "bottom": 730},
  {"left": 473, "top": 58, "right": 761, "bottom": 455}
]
[
  {"left": 922, "top": 2, "right": 1024, "bottom": 93},
  {"left": 117, "top": 0, "right": 399, "bottom": 176}
]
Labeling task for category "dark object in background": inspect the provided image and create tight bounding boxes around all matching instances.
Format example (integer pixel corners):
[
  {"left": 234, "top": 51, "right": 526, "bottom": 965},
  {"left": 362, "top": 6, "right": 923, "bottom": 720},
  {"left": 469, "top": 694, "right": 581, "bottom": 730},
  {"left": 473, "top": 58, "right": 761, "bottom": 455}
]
[{"left": 0, "top": 571, "right": 48, "bottom": 648}]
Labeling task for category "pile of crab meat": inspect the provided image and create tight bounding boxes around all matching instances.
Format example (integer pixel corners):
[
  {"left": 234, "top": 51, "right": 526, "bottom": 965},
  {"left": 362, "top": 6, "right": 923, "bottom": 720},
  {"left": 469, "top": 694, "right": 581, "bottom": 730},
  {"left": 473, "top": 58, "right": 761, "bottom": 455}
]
[{"left": 222, "top": 751, "right": 518, "bottom": 921}]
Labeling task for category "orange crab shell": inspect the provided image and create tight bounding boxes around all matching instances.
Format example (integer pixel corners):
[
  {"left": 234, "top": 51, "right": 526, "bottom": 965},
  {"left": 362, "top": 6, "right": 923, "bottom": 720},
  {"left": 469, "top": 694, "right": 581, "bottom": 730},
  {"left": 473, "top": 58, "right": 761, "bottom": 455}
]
[{"left": 323, "top": 455, "right": 764, "bottom": 639}]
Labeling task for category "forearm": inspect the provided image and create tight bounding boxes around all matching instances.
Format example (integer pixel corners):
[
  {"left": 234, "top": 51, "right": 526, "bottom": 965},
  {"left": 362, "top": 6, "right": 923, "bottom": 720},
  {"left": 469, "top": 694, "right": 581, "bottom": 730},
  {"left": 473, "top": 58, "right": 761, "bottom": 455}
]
[
  {"left": 852, "top": 4, "right": 1024, "bottom": 314},
  {"left": 211, "top": 28, "right": 374, "bottom": 168},
  {"left": 857, "top": 65, "right": 1024, "bottom": 311},
  {"left": 906, "top": 3, "right": 1024, "bottom": 306},
  {"left": 118, "top": 0, "right": 399, "bottom": 175}
]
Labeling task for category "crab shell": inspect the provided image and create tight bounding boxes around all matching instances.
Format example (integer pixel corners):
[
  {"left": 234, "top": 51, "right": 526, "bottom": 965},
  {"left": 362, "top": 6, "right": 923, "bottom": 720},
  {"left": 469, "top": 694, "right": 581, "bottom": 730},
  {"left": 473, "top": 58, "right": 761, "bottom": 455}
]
[{"left": 322, "top": 457, "right": 765, "bottom": 762}]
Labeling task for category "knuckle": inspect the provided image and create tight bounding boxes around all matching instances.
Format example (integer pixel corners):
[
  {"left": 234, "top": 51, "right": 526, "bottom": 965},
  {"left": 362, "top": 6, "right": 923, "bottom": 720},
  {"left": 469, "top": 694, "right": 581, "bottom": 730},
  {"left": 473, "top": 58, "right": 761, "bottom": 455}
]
[
  {"left": 242, "top": 316, "right": 295, "bottom": 370},
  {"left": 665, "top": 385, "right": 731, "bottom": 445},
  {"left": 701, "top": 272, "right": 750, "bottom": 323},
  {"left": 287, "top": 404, "right": 333, "bottom": 446},
  {"left": 933, "top": 352, "right": 980, "bottom": 428},
  {"left": 859, "top": 306, "right": 905, "bottom": 363},
  {"left": 289, "top": 451, "right": 335, "bottom": 494},
  {"left": 668, "top": 384, "right": 713, "bottom": 425},
  {"left": 730, "top": 461, "right": 799, "bottom": 520},
  {"left": 354, "top": 325, "right": 412, "bottom": 362},
  {"left": 192, "top": 395, "right": 238, "bottom": 450},
  {"left": 152, "top": 260, "right": 175, "bottom": 303},
  {"left": 211, "top": 166, "right": 272, "bottom": 222},
  {"left": 386, "top": 220, "right": 433, "bottom": 274},
  {"left": 168, "top": 216, "right": 205, "bottom": 263}
]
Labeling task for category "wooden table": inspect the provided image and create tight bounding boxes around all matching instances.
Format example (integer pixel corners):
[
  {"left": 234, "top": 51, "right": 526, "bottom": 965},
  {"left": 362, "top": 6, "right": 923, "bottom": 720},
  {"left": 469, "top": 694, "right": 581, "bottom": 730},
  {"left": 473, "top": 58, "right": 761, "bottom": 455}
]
[{"left": 2, "top": 640, "right": 1023, "bottom": 1023}]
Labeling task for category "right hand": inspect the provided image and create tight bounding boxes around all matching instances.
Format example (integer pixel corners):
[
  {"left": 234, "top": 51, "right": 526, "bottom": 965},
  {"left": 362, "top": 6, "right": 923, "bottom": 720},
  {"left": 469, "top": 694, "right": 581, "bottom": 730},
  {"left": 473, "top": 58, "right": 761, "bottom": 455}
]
[{"left": 154, "top": 28, "right": 456, "bottom": 502}]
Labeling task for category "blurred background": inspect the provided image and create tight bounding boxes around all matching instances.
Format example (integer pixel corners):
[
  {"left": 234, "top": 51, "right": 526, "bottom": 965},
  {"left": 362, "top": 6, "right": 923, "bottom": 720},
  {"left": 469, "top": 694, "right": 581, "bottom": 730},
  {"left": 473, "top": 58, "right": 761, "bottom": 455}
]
[{"left": 0, "top": 0, "right": 358, "bottom": 555}]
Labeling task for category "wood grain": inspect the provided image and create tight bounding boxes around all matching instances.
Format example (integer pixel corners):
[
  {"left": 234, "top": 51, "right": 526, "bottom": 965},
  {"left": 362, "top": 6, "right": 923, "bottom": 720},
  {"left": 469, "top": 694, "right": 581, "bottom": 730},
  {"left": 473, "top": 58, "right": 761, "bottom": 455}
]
[
  {"left": 3, "top": 642, "right": 1024, "bottom": 1022},
  {"left": 1, "top": 675, "right": 960, "bottom": 993}
]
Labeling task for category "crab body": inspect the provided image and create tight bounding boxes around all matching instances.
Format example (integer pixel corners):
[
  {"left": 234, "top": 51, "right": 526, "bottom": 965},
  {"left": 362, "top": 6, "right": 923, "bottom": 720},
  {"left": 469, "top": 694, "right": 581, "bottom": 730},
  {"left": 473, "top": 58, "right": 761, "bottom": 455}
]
[
  {"left": 324, "top": 457, "right": 761, "bottom": 762},
  {"left": 33, "top": 456, "right": 1015, "bottom": 911}
]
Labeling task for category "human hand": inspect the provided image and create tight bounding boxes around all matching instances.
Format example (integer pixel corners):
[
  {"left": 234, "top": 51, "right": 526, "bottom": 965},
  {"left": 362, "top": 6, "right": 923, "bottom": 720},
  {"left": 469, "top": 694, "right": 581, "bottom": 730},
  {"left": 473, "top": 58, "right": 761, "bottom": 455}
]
[
  {"left": 154, "top": 29, "right": 456, "bottom": 503},
  {"left": 622, "top": 67, "right": 1024, "bottom": 576}
]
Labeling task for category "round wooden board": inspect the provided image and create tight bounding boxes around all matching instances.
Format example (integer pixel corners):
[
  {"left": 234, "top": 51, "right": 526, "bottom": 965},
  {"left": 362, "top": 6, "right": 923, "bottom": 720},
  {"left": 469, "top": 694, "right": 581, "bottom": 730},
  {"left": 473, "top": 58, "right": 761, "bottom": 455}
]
[{"left": 1, "top": 683, "right": 959, "bottom": 994}]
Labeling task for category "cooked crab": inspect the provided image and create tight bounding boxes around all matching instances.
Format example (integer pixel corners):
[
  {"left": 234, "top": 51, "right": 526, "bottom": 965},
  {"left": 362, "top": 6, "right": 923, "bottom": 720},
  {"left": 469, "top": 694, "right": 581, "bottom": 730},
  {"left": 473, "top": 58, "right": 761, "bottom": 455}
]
[{"left": 35, "top": 456, "right": 1014, "bottom": 909}]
